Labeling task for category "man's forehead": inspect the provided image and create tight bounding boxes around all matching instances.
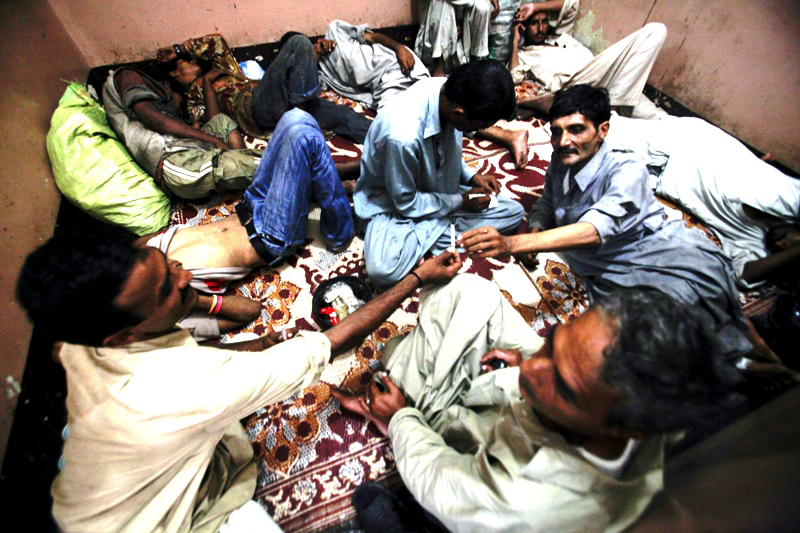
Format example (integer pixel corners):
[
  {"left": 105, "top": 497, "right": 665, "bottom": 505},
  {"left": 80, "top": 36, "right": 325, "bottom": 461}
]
[
  {"left": 113, "top": 248, "right": 165, "bottom": 315},
  {"left": 552, "top": 112, "right": 592, "bottom": 128},
  {"left": 530, "top": 12, "right": 549, "bottom": 23}
]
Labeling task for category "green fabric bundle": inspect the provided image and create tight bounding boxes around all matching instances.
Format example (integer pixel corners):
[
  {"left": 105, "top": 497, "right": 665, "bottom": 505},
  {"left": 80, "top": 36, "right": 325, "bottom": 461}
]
[{"left": 46, "top": 82, "right": 170, "bottom": 235}]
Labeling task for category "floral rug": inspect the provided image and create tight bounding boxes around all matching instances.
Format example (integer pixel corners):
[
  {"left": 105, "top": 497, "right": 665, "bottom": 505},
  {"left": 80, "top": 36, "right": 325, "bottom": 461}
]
[{"left": 169, "top": 91, "right": 764, "bottom": 533}]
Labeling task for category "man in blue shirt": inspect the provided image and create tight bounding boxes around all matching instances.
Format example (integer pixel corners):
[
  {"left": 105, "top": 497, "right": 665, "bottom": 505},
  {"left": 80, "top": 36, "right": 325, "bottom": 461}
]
[
  {"left": 354, "top": 59, "right": 525, "bottom": 286},
  {"left": 459, "top": 84, "right": 791, "bottom": 376}
]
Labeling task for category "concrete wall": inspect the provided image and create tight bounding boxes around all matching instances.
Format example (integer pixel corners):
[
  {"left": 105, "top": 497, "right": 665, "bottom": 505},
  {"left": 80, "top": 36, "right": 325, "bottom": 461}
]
[
  {"left": 0, "top": 0, "right": 89, "bottom": 464},
  {"left": 582, "top": 0, "right": 800, "bottom": 173},
  {"left": 48, "top": 0, "right": 416, "bottom": 67}
]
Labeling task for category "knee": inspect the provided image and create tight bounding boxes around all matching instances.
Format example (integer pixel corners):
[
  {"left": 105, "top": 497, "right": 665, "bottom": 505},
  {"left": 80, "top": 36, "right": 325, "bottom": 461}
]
[
  {"left": 285, "top": 34, "right": 314, "bottom": 54},
  {"left": 642, "top": 22, "right": 667, "bottom": 45}
]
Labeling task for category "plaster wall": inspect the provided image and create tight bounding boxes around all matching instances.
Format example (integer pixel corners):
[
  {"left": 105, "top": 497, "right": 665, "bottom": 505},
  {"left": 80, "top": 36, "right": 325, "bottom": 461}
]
[
  {"left": 0, "top": 0, "right": 89, "bottom": 464},
  {"left": 583, "top": 0, "right": 800, "bottom": 173},
  {"left": 48, "top": 0, "right": 417, "bottom": 67}
]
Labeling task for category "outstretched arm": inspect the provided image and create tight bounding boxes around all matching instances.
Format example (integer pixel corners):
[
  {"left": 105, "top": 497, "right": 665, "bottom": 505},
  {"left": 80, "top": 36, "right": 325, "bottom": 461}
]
[
  {"left": 364, "top": 31, "right": 416, "bottom": 76},
  {"left": 458, "top": 221, "right": 600, "bottom": 259},
  {"left": 324, "top": 250, "right": 462, "bottom": 356}
]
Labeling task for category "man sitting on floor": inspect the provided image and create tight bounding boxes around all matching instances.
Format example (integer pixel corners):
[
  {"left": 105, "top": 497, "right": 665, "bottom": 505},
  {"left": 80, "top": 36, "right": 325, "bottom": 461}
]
[
  {"left": 16, "top": 226, "right": 462, "bottom": 533},
  {"left": 334, "top": 275, "right": 744, "bottom": 532},
  {"left": 510, "top": 5, "right": 666, "bottom": 119},
  {"left": 316, "top": 19, "right": 530, "bottom": 169},
  {"left": 354, "top": 59, "right": 525, "bottom": 287},
  {"left": 156, "top": 33, "right": 372, "bottom": 144},
  {"left": 606, "top": 114, "right": 800, "bottom": 290},
  {"left": 459, "top": 85, "right": 795, "bottom": 380}
]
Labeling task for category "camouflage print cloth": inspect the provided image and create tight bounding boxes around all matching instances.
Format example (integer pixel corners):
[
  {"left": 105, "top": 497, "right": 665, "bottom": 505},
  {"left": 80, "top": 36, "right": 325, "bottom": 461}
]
[{"left": 182, "top": 34, "right": 264, "bottom": 138}]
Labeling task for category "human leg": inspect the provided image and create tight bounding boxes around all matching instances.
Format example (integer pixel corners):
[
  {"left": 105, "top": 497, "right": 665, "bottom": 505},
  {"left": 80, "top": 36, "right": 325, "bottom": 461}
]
[
  {"left": 243, "top": 109, "right": 353, "bottom": 261},
  {"left": 567, "top": 23, "right": 667, "bottom": 110},
  {"left": 459, "top": 0, "right": 493, "bottom": 59},
  {"left": 382, "top": 274, "right": 542, "bottom": 431},
  {"left": 303, "top": 97, "right": 372, "bottom": 144},
  {"left": 362, "top": 214, "right": 444, "bottom": 287},
  {"left": 415, "top": 0, "right": 462, "bottom": 71},
  {"left": 251, "top": 34, "right": 321, "bottom": 131}
]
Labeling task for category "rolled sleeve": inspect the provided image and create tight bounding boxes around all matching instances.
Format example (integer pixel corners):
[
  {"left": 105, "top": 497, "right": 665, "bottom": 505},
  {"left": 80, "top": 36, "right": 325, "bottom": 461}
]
[{"left": 577, "top": 161, "right": 649, "bottom": 244}]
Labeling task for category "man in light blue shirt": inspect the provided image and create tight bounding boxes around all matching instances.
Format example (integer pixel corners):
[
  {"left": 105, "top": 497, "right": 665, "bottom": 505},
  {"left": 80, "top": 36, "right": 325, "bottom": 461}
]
[{"left": 354, "top": 59, "right": 524, "bottom": 286}]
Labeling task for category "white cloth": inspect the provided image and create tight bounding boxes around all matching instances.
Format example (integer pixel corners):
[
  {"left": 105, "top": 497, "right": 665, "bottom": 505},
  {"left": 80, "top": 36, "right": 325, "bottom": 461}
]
[
  {"left": 318, "top": 20, "right": 429, "bottom": 110},
  {"left": 607, "top": 115, "right": 800, "bottom": 288},
  {"left": 219, "top": 501, "right": 283, "bottom": 533},
  {"left": 384, "top": 275, "right": 664, "bottom": 533},
  {"left": 415, "top": 0, "right": 494, "bottom": 70},
  {"left": 52, "top": 329, "right": 329, "bottom": 533},
  {"left": 512, "top": 23, "right": 667, "bottom": 118}
]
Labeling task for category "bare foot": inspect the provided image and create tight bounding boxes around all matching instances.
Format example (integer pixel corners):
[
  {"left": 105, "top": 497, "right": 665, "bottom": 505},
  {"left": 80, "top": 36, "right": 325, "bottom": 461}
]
[
  {"left": 517, "top": 92, "right": 555, "bottom": 115},
  {"left": 342, "top": 179, "right": 357, "bottom": 195},
  {"left": 509, "top": 129, "right": 529, "bottom": 169}
]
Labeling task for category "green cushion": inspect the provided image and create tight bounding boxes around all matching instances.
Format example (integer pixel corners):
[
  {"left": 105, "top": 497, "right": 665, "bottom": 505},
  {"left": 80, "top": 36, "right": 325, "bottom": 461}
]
[{"left": 46, "top": 83, "right": 170, "bottom": 235}]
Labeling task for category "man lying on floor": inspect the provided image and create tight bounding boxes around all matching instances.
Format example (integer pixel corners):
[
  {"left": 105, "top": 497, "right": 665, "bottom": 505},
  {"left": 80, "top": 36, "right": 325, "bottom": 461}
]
[
  {"left": 157, "top": 32, "right": 372, "bottom": 144},
  {"left": 334, "top": 275, "right": 744, "bottom": 533},
  {"left": 354, "top": 59, "right": 525, "bottom": 287},
  {"left": 510, "top": 2, "right": 666, "bottom": 119},
  {"left": 16, "top": 226, "right": 462, "bottom": 533},
  {"left": 605, "top": 114, "right": 800, "bottom": 291},
  {"left": 133, "top": 106, "right": 353, "bottom": 315},
  {"left": 459, "top": 85, "right": 798, "bottom": 382}
]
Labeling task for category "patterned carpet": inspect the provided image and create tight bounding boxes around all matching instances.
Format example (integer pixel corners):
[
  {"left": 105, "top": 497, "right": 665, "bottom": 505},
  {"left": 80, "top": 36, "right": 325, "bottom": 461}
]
[{"left": 169, "top": 90, "right": 767, "bottom": 532}]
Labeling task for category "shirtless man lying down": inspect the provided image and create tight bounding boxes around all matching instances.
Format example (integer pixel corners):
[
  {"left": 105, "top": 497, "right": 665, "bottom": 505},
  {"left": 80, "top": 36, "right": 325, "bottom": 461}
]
[{"left": 136, "top": 107, "right": 354, "bottom": 342}]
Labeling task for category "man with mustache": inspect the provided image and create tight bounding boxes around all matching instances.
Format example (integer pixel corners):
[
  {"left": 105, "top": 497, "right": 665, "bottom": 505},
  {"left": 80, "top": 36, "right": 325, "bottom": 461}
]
[
  {"left": 459, "top": 85, "right": 795, "bottom": 379},
  {"left": 510, "top": 2, "right": 666, "bottom": 119},
  {"left": 16, "top": 225, "right": 462, "bottom": 533},
  {"left": 334, "top": 275, "right": 744, "bottom": 532}
]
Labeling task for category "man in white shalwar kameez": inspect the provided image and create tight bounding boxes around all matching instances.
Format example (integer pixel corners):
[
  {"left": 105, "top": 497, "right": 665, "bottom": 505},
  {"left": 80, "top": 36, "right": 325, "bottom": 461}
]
[
  {"left": 334, "top": 275, "right": 744, "bottom": 533},
  {"left": 510, "top": 6, "right": 667, "bottom": 119}
]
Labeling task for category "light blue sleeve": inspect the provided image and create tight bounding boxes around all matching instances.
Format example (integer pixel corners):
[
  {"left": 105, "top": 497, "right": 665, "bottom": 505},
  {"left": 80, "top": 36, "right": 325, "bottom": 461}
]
[{"left": 384, "top": 138, "right": 464, "bottom": 219}]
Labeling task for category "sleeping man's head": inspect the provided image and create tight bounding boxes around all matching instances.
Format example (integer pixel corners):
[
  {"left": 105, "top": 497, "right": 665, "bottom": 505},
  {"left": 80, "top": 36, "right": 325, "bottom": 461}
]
[{"left": 17, "top": 226, "right": 197, "bottom": 347}]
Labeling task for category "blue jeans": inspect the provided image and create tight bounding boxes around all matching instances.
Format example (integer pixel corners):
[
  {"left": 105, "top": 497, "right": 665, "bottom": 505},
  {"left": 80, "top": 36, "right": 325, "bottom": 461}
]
[
  {"left": 244, "top": 108, "right": 354, "bottom": 262},
  {"left": 251, "top": 34, "right": 371, "bottom": 143}
]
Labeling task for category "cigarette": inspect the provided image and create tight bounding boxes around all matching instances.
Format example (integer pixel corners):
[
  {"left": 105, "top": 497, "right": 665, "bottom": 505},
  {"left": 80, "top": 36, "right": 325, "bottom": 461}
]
[
  {"left": 450, "top": 223, "right": 456, "bottom": 251},
  {"left": 468, "top": 193, "right": 488, "bottom": 199},
  {"left": 281, "top": 329, "right": 290, "bottom": 341}
]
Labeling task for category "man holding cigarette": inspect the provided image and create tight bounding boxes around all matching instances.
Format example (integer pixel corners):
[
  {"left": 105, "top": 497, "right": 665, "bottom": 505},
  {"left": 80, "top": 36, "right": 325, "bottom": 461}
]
[{"left": 354, "top": 59, "right": 525, "bottom": 286}]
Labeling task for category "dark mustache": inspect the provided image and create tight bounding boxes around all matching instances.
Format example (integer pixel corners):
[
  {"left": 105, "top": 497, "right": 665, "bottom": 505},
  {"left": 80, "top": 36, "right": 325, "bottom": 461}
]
[{"left": 558, "top": 147, "right": 578, "bottom": 155}]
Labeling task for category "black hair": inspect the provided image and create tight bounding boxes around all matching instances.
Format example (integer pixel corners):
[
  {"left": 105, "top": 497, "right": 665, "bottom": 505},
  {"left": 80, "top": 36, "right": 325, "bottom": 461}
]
[
  {"left": 549, "top": 84, "right": 611, "bottom": 127},
  {"left": 16, "top": 226, "right": 147, "bottom": 346},
  {"left": 595, "top": 289, "right": 746, "bottom": 434},
  {"left": 444, "top": 59, "right": 516, "bottom": 122}
]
